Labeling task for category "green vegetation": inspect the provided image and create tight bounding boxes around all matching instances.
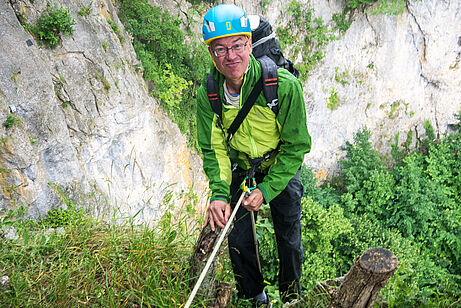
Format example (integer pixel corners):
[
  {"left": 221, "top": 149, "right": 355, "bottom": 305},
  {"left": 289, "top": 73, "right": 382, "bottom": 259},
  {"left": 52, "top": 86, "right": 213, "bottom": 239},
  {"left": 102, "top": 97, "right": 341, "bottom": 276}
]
[
  {"left": 119, "top": 0, "right": 209, "bottom": 149},
  {"left": 1, "top": 115, "right": 460, "bottom": 306},
  {"left": 326, "top": 88, "right": 339, "bottom": 110},
  {"left": 257, "top": 113, "right": 461, "bottom": 306},
  {"left": 334, "top": 67, "right": 350, "bottom": 85},
  {"left": 106, "top": 18, "right": 124, "bottom": 44},
  {"left": 31, "top": 3, "right": 76, "bottom": 48},
  {"left": 277, "top": 1, "right": 336, "bottom": 80},
  {"left": 276, "top": 0, "right": 409, "bottom": 79},
  {"left": 10, "top": 69, "right": 20, "bottom": 83},
  {"left": 0, "top": 188, "right": 210, "bottom": 307},
  {"left": 78, "top": 2, "right": 92, "bottom": 17},
  {"left": 334, "top": 0, "right": 407, "bottom": 33},
  {"left": 2, "top": 114, "right": 21, "bottom": 128}
]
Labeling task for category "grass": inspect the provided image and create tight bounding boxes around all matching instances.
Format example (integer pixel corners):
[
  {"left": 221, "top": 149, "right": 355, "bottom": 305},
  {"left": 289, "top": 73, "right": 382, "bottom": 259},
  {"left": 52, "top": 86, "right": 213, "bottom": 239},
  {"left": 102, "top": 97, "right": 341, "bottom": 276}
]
[
  {"left": 0, "top": 199, "right": 333, "bottom": 307},
  {"left": 0, "top": 202, "right": 213, "bottom": 307}
]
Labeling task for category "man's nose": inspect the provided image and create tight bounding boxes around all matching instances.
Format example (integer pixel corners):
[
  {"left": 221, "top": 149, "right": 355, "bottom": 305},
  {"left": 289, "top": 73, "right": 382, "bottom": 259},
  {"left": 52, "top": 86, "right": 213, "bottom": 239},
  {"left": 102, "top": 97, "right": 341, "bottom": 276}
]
[{"left": 225, "top": 48, "right": 237, "bottom": 59}]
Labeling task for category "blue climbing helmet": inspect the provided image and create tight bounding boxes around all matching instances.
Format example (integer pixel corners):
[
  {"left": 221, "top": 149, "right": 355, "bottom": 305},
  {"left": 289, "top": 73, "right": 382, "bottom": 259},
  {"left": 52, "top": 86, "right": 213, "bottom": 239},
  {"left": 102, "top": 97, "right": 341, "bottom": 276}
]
[{"left": 202, "top": 4, "right": 251, "bottom": 45}]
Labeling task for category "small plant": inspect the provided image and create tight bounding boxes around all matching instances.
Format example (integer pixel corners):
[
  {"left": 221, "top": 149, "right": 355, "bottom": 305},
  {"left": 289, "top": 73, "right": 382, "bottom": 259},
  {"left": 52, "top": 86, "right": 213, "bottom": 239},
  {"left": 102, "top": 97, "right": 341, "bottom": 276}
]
[
  {"left": 102, "top": 41, "right": 108, "bottom": 51},
  {"left": 102, "top": 76, "right": 111, "bottom": 92},
  {"left": 32, "top": 3, "right": 76, "bottom": 48},
  {"left": 277, "top": 1, "right": 336, "bottom": 80},
  {"left": 3, "top": 114, "right": 21, "bottom": 128},
  {"left": 0, "top": 136, "right": 10, "bottom": 145},
  {"left": 327, "top": 89, "right": 339, "bottom": 110},
  {"left": 332, "top": 12, "right": 351, "bottom": 32},
  {"left": 29, "top": 137, "right": 37, "bottom": 144},
  {"left": 334, "top": 67, "right": 350, "bottom": 85},
  {"left": 260, "top": 0, "right": 271, "bottom": 13},
  {"left": 388, "top": 100, "right": 400, "bottom": 119},
  {"left": 10, "top": 69, "right": 21, "bottom": 83},
  {"left": 57, "top": 71, "right": 66, "bottom": 84},
  {"left": 78, "top": 2, "right": 92, "bottom": 17},
  {"left": 106, "top": 18, "right": 124, "bottom": 44}
]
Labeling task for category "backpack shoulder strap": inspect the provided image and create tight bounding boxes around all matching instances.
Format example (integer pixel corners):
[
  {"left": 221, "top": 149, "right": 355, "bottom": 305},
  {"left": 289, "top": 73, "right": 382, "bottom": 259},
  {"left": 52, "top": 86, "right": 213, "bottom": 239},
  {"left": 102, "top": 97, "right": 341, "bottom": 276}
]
[
  {"left": 206, "top": 72, "right": 222, "bottom": 119},
  {"left": 257, "top": 55, "right": 279, "bottom": 115}
]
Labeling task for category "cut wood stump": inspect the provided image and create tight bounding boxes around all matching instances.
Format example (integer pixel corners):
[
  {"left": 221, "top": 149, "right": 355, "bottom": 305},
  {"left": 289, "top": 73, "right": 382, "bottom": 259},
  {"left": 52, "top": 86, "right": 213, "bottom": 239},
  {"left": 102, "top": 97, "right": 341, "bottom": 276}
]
[
  {"left": 330, "top": 247, "right": 398, "bottom": 308},
  {"left": 187, "top": 224, "right": 232, "bottom": 307}
]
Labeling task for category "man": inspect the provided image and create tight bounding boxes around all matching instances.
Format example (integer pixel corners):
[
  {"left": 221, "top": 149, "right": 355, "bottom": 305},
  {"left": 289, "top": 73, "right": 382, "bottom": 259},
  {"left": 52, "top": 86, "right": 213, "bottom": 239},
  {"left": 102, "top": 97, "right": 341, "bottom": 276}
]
[{"left": 196, "top": 4, "right": 311, "bottom": 306}]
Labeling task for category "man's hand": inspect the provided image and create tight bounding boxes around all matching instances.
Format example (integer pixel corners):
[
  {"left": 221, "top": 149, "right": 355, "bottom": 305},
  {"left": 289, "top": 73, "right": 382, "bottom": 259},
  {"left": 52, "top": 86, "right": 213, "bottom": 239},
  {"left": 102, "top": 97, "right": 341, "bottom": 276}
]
[
  {"left": 242, "top": 188, "right": 264, "bottom": 212},
  {"left": 205, "top": 200, "right": 231, "bottom": 231}
]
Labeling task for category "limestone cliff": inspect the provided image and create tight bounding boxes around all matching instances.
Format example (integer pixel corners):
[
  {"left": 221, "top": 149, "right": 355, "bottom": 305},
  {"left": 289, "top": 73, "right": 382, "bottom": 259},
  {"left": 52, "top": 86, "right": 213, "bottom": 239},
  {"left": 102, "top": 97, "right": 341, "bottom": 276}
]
[
  {"left": 241, "top": 0, "right": 461, "bottom": 178},
  {"left": 0, "top": 0, "right": 459, "bottom": 221},
  {"left": 0, "top": 0, "right": 208, "bottom": 220}
]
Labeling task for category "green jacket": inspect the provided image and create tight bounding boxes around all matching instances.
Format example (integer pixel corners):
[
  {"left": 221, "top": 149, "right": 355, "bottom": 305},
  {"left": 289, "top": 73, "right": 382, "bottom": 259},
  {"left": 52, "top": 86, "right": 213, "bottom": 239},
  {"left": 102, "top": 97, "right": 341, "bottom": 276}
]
[{"left": 197, "top": 55, "right": 311, "bottom": 203}]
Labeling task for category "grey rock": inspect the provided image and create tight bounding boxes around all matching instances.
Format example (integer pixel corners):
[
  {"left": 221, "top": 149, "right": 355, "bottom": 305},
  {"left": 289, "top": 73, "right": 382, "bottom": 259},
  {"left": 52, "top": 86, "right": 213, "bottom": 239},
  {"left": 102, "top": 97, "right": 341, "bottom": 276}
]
[{"left": 0, "top": 276, "right": 10, "bottom": 291}]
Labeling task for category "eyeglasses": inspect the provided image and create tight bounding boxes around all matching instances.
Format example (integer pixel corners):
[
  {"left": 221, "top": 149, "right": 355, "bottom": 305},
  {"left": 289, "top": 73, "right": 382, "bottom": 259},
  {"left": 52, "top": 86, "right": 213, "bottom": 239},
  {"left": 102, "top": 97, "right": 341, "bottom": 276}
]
[{"left": 212, "top": 41, "right": 248, "bottom": 57}]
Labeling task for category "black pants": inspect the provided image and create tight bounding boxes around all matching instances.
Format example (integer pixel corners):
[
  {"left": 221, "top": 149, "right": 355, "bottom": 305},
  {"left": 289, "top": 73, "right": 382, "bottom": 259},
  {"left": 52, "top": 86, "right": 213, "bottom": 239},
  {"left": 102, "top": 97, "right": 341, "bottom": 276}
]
[{"left": 227, "top": 168, "right": 304, "bottom": 302}]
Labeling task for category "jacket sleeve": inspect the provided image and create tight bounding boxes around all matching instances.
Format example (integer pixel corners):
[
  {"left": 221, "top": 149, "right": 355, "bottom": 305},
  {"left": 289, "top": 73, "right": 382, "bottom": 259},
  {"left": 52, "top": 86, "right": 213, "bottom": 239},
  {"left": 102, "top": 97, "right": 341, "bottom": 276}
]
[
  {"left": 196, "top": 85, "right": 233, "bottom": 203},
  {"left": 257, "top": 71, "right": 311, "bottom": 203}
]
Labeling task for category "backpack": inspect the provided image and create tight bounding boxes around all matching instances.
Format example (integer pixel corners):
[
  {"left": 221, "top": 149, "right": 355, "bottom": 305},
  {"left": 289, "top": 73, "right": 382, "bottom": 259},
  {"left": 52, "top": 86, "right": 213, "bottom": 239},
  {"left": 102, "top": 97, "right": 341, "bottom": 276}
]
[
  {"left": 206, "top": 15, "right": 298, "bottom": 144},
  {"left": 250, "top": 15, "right": 299, "bottom": 78}
]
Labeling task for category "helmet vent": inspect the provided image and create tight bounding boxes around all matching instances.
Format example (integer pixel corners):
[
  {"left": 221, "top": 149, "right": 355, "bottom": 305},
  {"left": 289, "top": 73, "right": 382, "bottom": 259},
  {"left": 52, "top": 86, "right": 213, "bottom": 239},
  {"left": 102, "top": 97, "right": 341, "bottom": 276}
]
[
  {"left": 240, "top": 16, "right": 248, "bottom": 28},
  {"left": 205, "top": 20, "right": 215, "bottom": 32}
]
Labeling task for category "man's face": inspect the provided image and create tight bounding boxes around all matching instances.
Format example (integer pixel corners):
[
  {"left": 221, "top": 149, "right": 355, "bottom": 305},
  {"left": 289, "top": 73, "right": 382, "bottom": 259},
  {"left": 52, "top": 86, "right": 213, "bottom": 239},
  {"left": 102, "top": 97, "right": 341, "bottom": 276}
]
[{"left": 209, "top": 35, "right": 252, "bottom": 80}]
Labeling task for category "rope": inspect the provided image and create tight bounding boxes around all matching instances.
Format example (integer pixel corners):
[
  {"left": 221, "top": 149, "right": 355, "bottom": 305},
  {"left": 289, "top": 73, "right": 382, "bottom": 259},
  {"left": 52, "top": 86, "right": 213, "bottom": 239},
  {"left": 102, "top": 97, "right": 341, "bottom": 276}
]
[{"left": 184, "top": 191, "right": 246, "bottom": 308}]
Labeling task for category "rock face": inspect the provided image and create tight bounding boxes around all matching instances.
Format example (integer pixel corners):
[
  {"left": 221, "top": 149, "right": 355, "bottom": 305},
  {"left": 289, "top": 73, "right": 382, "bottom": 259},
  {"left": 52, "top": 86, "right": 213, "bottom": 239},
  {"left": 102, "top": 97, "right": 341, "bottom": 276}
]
[
  {"left": 240, "top": 0, "right": 461, "bottom": 177},
  {"left": 0, "top": 0, "right": 460, "bottom": 220},
  {"left": 0, "top": 0, "right": 208, "bottom": 220}
]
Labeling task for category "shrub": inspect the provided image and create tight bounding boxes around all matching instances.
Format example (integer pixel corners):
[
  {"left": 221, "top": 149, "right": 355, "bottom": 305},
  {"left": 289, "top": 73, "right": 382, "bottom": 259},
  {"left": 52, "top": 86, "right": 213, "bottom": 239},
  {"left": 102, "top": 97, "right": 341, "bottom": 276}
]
[
  {"left": 119, "top": 0, "right": 209, "bottom": 149},
  {"left": 2, "top": 114, "right": 21, "bottom": 128},
  {"left": 32, "top": 3, "right": 76, "bottom": 48},
  {"left": 276, "top": 1, "right": 336, "bottom": 80}
]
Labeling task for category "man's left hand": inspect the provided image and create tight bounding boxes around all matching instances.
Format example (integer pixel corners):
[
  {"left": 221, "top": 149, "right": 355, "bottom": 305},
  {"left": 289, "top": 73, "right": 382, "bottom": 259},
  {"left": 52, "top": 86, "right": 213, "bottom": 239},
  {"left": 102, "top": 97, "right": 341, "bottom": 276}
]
[{"left": 242, "top": 188, "right": 264, "bottom": 211}]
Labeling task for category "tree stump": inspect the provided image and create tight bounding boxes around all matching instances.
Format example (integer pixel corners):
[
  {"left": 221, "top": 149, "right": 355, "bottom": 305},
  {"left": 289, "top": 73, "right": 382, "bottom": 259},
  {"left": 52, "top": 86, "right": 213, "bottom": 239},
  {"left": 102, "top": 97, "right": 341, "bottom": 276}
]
[
  {"left": 331, "top": 247, "right": 398, "bottom": 308},
  {"left": 187, "top": 225, "right": 232, "bottom": 307}
]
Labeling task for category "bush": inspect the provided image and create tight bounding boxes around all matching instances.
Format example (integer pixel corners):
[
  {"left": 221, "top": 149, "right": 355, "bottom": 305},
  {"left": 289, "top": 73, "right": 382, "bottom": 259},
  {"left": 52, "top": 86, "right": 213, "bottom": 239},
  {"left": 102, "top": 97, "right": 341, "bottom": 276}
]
[
  {"left": 284, "top": 117, "right": 460, "bottom": 306},
  {"left": 32, "top": 3, "right": 76, "bottom": 48},
  {"left": 276, "top": 1, "right": 336, "bottom": 80},
  {"left": 119, "top": 0, "right": 209, "bottom": 149},
  {"left": 2, "top": 114, "right": 21, "bottom": 128}
]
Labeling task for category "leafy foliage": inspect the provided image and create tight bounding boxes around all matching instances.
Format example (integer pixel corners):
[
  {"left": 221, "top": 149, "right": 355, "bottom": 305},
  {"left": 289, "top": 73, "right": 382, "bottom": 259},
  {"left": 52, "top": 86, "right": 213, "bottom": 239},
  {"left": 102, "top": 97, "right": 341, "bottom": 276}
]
[
  {"left": 31, "top": 3, "right": 76, "bottom": 48},
  {"left": 277, "top": 1, "right": 336, "bottom": 80},
  {"left": 119, "top": 0, "right": 209, "bottom": 149},
  {"left": 256, "top": 115, "right": 461, "bottom": 306},
  {"left": 0, "top": 190, "right": 205, "bottom": 307},
  {"left": 2, "top": 114, "right": 21, "bottom": 128}
]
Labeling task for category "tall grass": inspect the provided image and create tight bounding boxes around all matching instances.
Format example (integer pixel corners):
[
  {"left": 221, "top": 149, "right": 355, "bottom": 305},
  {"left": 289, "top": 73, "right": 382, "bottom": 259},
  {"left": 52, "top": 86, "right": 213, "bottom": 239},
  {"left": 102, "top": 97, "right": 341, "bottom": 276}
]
[{"left": 0, "top": 199, "right": 213, "bottom": 307}]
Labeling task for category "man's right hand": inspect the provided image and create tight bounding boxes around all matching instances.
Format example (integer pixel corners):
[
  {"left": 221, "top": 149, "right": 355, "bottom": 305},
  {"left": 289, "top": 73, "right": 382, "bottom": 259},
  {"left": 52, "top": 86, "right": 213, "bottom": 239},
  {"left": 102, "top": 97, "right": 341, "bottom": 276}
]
[{"left": 205, "top": 200, "right": 231, "bottom": 232}]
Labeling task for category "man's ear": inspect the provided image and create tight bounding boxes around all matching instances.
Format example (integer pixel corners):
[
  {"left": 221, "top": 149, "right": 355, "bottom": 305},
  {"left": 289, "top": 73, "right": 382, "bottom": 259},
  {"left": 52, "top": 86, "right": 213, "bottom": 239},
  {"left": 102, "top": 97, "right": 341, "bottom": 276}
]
[
  {"left": 208, "top": 45, "right": 214, "bottom": 57},
  {"left": 247, "top": 37, "right": 252, "bottom": 53}
]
